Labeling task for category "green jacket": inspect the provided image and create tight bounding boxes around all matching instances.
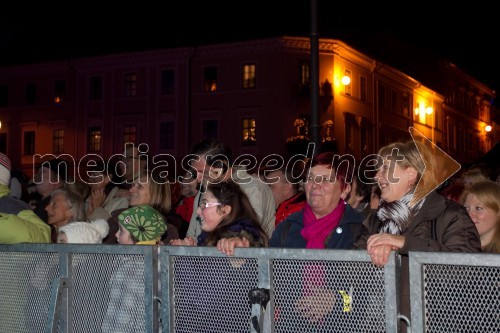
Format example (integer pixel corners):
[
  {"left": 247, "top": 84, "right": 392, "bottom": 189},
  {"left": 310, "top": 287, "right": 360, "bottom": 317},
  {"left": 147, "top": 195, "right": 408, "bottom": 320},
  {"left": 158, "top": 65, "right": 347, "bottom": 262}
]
[{"left": 0, "top": 185, "right": 51, "bottom": 243}]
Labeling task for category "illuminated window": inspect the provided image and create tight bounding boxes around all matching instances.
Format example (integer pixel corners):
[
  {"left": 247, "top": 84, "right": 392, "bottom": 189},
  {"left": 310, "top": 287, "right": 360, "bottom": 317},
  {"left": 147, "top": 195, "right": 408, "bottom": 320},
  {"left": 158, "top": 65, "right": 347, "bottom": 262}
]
[
  {"left": 54, "top": 80, "right": 65, "bottom": 103},
  {"left": 343, "top": 69, "right": 351, "bottom": 96},
  {"left": 88, "top": 127, "right": 101, "bottom": 152},
  {"left": 203, "top": 66, "right": 218, "bottom": 92},
  {"left": 160, "top": 69, "right": 175, "bottom": 95},
  {"left": 124, "top": 73, "right": 137, "bottom": 97},
  {"left": 53, "top": 129, "right": 65, "bottom": 154},
  {"left": 123, "top": 125, "right": 137, "bottom": 145},
  {"left": 242, "top": 64, "right": 256, "bottom": 89},
  {"left": 242, "top": 118, "right": 257, "bottom": 145},
  {"left": 300, "top": 61, "right": 310, "bottom": 86},
  {"left": 89, "top": 76, "right": 103, "bottom": 100}
]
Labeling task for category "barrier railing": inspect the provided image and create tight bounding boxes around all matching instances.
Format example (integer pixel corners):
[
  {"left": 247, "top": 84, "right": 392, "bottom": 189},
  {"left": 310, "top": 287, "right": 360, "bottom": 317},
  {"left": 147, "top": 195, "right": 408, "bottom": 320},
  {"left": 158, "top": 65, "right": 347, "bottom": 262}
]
[
  {"left": 1, "top": 243, "right": 497, "bottom": 333},
  {"left": 409, "top": 252, "right": 500, "bottom": 333}
]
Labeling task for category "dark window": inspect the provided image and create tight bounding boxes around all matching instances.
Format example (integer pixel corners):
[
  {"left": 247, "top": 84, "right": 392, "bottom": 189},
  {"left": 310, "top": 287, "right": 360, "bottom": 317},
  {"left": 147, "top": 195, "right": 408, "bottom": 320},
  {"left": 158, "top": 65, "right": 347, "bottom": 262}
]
[
  {"left": 88, "top": 127, "right": 101, "bottom": 152},
  {"left": 0, "top": 133, "right": 7, "bottom": 153},
  {"left": 391, "top": 90, "right": 398, "bottom": 113},
  {"left": 24, "top": 131, "right": 35, "bottom": 156},
  {"left": 124, "top": 73, "right": 137, "bottom": 97},
  {"left": 25, "top": 83, "right": 36, "bottom": 105},
  {"left": 0, "top": 85, "right": 7, "bottom": 107},
  {"left": 202, "top": 120, "right": 218, "bottom": 139},
  {"left": 360, "top": 76, "right": 366, "bottom": 101},
  {"left": 241, "top": 118, "right": 257, "bottom": 145},
  {"left": 378, "top": 84, "right": 386, "bottom": 108},
  {"left": 402, "top": 92, "right": 409, "bottom": 116},
  {"left": 89, "top": 76, "right": 103, "bottom": 100},
  {"left": 160, "top": 70, "right": 175, "bottom": 95},
  {"left": 242, "top": 64, "right": 256, "bottom": 89},
  {"left": 160, "top": 122, "right": 175, "bottom": 149},
  {"left": 203, "top": 66, "right": 218, "bottom": 92},
  {"left": 53, "top": 129, "right": 65, "bottom": 154},
  {"left": 54, "top": 80, "right": 66, "bottom": 103},
  {"left": 123, "top": 125, "right": 137, "bottom": 144}
]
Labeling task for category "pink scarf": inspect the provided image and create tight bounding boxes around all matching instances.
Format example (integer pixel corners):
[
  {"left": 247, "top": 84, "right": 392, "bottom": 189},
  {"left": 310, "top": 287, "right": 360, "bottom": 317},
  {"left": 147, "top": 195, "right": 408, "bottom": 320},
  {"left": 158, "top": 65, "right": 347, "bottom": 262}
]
[{"left": 301, "top": 199, "right": 346, "bottom": 249}]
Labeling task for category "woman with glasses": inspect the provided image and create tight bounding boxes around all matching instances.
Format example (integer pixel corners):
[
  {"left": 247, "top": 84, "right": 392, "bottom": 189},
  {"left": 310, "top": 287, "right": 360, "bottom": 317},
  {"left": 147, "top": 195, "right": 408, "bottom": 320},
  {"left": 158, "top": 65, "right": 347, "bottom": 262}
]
[
  {"left": 215, "top": 152, "right": 365, "bottom": 331},
  {"left": 217, "top": 151, "right": 364, "bottom": 250},
  {"left": 170, "top": 179, "right": 268, "bottom": 247}
]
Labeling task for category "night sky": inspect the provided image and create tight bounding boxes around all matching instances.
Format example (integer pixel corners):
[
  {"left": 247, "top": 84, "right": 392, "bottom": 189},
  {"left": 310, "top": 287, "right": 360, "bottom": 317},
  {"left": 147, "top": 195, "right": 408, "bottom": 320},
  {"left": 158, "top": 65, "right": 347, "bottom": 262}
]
[{"left": 1, "top": 2, "right": 499, "bottom": 108}]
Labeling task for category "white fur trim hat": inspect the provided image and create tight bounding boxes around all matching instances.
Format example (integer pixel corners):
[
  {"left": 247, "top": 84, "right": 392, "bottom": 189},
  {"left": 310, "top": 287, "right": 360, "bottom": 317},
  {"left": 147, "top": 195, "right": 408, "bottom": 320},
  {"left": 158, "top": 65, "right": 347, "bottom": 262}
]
[
  {"left": 0, "top": 153, "right": 11, "bottom": 186},
  {"left": 58, "top": 220, "right": 110, "bottom": 244}
]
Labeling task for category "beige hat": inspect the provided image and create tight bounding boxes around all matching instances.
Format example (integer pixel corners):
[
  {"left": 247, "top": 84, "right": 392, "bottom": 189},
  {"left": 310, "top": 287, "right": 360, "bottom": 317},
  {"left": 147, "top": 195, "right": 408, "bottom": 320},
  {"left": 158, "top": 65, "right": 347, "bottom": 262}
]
[{"left": 58, "top": 220, "right": 109, "bottom": 244}]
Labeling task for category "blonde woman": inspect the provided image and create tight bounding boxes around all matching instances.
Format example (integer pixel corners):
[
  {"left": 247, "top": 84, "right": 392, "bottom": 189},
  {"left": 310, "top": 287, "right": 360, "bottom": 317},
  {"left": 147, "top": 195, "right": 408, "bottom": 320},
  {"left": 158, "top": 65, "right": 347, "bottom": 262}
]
[
  {"left": 354, "top": 139, "right": 481, "bottom": 332},
  {"left": 462, "top": 180, "right": 500, "bottom": 253}
]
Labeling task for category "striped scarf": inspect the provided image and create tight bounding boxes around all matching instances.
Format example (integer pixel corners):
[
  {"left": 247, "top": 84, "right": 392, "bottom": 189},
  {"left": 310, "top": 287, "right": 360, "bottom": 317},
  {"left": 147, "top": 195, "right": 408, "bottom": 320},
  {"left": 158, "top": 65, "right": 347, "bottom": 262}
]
[{"left": 377, "top": 191, "right": 425, "bottom": 235}]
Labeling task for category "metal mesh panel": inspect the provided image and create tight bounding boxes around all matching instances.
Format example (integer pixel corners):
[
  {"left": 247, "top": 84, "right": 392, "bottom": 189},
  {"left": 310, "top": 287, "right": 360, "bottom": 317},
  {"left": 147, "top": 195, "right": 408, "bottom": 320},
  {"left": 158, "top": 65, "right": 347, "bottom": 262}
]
[
  {"left": 0, "top": 251, "right": 60, "bottom": 333},
  {"left": 272, "top": 259, "right": 387, "bottom": 333},
  {"left": 71, "top": 253, "right": 122, "bottom": 333},
  {"left": 423, "top": 264, "right": 500, "bottom": 333},
  {"left": 171, "top": 256, "right": 259, "bottom": 333},
  {"left": 100, "top": 254, "right": 147, "bottom": 333}
]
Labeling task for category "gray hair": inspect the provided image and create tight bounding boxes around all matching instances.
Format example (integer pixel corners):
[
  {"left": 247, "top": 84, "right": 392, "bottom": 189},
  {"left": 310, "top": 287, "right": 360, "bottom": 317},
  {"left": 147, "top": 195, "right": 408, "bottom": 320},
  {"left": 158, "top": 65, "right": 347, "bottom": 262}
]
[{"left": 50, "top": 188, "right": 86, "bottom": 222}]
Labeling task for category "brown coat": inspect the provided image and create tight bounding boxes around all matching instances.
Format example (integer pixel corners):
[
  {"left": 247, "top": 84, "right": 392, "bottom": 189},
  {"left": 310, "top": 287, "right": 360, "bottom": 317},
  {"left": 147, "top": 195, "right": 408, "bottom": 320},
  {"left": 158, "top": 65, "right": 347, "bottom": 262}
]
[{"left": 354, "top": 191, "right": 481, "bottom": 331}]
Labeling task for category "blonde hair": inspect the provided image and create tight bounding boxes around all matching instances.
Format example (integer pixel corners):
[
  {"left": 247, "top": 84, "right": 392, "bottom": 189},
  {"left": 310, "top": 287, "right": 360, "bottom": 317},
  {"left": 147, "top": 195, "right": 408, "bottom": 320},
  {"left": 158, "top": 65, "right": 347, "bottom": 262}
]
[
  {"left": 136, "top": 168, "right": 172, "bottom": 216},
  {"left": 378, "top": 140, "right": 438, "bottom": 206},
  {"left": 461, "top": 180, "right": 500, "bottom": 253}
]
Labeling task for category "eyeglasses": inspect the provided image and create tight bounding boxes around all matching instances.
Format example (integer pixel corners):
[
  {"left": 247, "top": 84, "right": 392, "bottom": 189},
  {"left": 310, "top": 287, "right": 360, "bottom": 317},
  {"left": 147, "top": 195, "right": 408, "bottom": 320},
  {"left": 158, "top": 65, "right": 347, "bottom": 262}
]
[
  {"left": 305, "top": 175, "right": 335, "bottom": 184},
  {"left": 198, "top": 202, "right": 222, "bottom": 210}
]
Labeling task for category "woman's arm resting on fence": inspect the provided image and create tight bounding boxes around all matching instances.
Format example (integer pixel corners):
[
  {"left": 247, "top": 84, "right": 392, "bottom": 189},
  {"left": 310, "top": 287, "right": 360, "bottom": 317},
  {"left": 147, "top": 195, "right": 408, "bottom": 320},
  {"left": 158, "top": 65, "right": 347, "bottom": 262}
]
[
  {"left": 217, "top": 237, "right": 250, "bottom": 256},
  {"left": 169, "top": 236, "right": 197, "bottom": 246}
]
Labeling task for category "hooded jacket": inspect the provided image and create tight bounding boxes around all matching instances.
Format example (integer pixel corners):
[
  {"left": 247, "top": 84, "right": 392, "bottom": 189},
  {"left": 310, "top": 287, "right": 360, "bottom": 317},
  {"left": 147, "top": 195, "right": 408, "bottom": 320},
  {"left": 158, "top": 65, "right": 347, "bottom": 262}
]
[{"left": 0, "top": 184, "right": 51, "bottom": 243}]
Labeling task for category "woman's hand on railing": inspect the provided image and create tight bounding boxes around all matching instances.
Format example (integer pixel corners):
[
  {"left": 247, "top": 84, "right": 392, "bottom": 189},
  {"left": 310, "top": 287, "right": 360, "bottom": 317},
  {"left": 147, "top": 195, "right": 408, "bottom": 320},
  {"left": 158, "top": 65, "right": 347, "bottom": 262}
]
[
  {"left": 366, "top": 233, "right": 404, "bottom": 267},
  {"left": 217, "top": 237, "right": 250, "bottom": 256},
  {"left": 169, "top": 237, "right": 197, "bottom": 246}
]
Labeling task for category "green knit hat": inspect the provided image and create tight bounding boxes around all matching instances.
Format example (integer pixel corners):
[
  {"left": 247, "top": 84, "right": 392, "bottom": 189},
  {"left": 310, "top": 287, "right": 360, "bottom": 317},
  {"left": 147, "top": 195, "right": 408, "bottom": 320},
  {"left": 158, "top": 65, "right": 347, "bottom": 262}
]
[{"left": 118, "top": 205, "right": 167, "bottom": 243}]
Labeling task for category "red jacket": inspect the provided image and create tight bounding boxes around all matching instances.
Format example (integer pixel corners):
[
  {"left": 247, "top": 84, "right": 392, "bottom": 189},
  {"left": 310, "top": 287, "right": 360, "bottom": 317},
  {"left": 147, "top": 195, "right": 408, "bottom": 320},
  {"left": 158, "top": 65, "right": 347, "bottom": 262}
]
[
  {"left": 275, "top": 192, "right": 306, "bottom": 226},
  {"left": 176, "top": 195, "right": 196, "bottom": 223}
]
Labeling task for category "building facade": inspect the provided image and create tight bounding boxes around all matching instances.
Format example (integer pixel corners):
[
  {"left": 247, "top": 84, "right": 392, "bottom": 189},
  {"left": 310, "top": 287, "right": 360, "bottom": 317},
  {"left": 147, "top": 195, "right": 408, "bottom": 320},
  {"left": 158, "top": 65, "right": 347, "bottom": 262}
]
[{"left": 0, "top": 36, "right": 496, "bottom": 176}]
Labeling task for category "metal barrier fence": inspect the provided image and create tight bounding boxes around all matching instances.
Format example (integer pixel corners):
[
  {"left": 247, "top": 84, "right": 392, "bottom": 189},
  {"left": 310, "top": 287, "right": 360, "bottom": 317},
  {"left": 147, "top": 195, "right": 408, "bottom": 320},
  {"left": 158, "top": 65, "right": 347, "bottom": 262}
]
[
  {"left": 160, "top": 247, "right": 398, "bottom": 333},
  {"left": 0, "top": 244, "right": 498, "bottom": 333},
  {"left": 409, "top": 252, "right": 500, "bottom": 333},
  {"left": 0, "top": 243, "right": 158, "bottom": 333}
]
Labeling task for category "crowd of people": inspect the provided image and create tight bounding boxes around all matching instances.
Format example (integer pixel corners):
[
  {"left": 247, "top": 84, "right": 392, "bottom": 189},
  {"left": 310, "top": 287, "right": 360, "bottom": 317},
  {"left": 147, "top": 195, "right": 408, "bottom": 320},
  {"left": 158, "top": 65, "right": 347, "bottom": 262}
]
[{"left": 1, "top": 137, "right": 499, "bottom": 331}]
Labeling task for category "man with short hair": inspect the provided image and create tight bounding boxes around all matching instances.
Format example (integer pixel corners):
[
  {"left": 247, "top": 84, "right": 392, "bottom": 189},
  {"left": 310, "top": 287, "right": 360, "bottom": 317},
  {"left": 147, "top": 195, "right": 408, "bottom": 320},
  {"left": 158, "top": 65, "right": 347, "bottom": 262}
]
[
  {"left": 266, "top": 167, "right": 306, "bottom": 226},
  {"left": 184, "top": 139, "right": 276, "bottom": 239}
]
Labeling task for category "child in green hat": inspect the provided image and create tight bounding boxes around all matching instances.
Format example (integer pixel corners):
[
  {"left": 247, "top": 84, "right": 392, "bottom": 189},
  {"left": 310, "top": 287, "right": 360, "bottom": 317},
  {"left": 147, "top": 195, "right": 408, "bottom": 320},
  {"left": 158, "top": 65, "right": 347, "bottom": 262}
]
[{"left": 116, "top": 205, "right": 167, "bottom": 245}]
